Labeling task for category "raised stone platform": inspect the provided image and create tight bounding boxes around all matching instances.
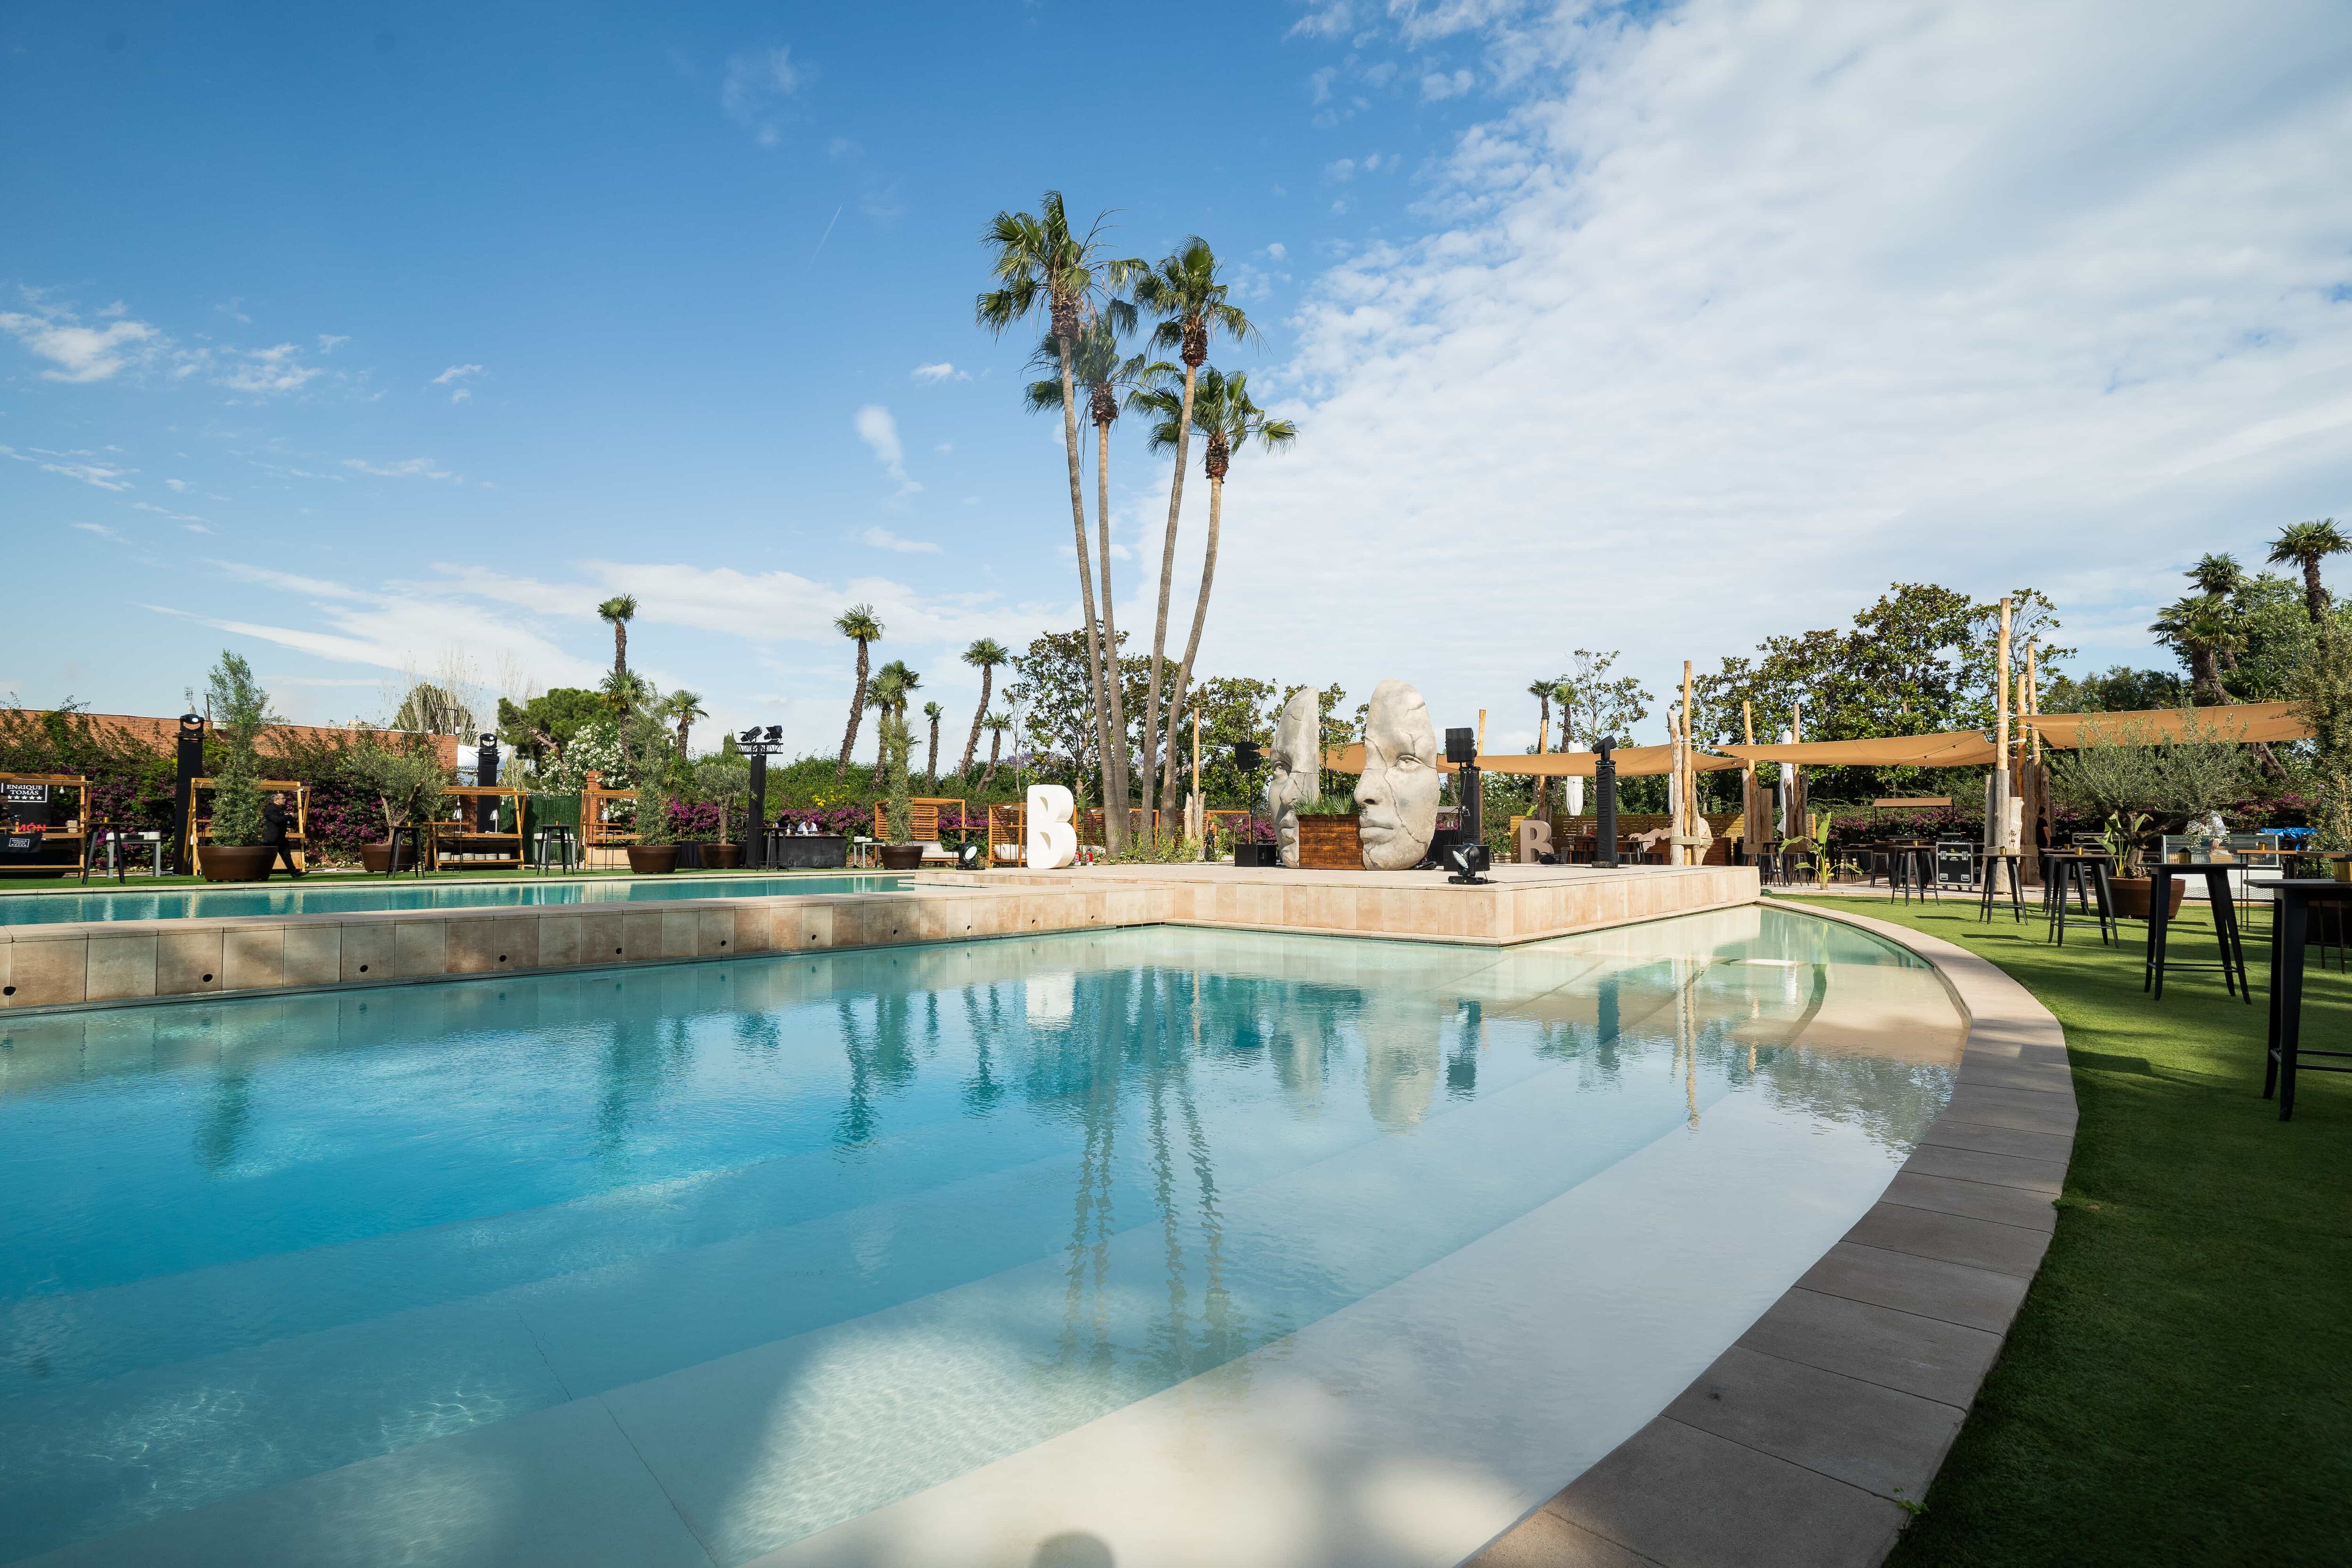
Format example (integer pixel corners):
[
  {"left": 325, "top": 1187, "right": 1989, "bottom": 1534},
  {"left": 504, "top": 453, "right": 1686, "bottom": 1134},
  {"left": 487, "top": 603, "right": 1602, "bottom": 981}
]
[{"left": 0, "top": 863, "right": 1756, "bottom": 1014}]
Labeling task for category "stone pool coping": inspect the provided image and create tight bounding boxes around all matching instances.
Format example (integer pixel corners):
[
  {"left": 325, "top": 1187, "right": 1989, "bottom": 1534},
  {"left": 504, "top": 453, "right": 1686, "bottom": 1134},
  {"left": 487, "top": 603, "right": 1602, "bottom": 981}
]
[
  {"left": 0, "top": 863, "right": 1756, "bottom": 1013},
  {"left": 1463, "top": 899, "right": 2074, "bottom": 1568}
]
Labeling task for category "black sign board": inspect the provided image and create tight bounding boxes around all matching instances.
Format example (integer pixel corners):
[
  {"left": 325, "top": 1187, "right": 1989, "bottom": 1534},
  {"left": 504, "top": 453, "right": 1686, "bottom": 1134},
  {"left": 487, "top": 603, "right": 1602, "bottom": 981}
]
[{"left": 4, "top": 782, "right": 51, "bottom": 805}]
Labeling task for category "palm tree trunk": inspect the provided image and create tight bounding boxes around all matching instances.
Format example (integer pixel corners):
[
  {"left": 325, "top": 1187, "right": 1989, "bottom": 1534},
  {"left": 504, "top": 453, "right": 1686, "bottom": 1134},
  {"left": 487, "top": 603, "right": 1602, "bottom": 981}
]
[
  {"left": 960, "top": 666, "right": 991, "bottom": 779},
  {"left": 926, "top": 713, "right": 940, "bottom": 792},
  {"left": 980, "top": 729, "right": 1003, "bottom": 793},
  {"left": 1535, "top": 695, "right": 1553, "bottom": 820},
  {"left": 835, "top": 641, "right": 869, "bottom": 782},
  {"left": 1097, "top": 417, "right": 1133, "bottom": 821},
  {"left": 1056, "top": 332, "right": 1126, "bottom": 853},
  {"left": 614, "top": 624, "right": 627, "bottom": 676},
  {"left": 2305, "top": 558, "right": 2328, "bottom": 624},
  {"left": 1142, "top": 361, "right": 1200, "bottom": 842},
  {"left": 1158, "top": 470, "right": 1222, "bottom": 820}
]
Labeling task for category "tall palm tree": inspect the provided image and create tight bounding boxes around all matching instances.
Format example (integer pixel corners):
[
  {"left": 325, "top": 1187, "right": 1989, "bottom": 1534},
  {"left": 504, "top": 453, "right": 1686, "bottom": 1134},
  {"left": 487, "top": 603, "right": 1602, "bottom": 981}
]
[
  {"left": 1529, "top": 678, "right": 1557, "bottom": 819},
  {"left": 662, "top": 689, "right": 707, "bottom": 758},
  {"left": 2151, "top": 593, "right": 2243, "bottom": 705},
  {"left": 2187, "top": 552, "right": 2246, "bottom": 598},
  {"left": 979, "top": 710, "right": 1012, "bottom": 792},
  {"left": 1026, "top": 317, "right": 1151, "bottom": 812},
  {"left": 2269, "top": 518, "right": 2350, "bottom": 623},
  {"left": 977, "top": 191, "right": 1141, "bottom": 850},
  {"left": 833, "top": 603, "right": 882, "bottom": 782},
  {"left": 958, "top": 637, "right": 1009, "bottom": 778},
  {"left": 1131, "top": 239, "right": 1257, "bottom": 834},
  {"left": 597, "top": 596, "right": 637, "bottom": 677},
  {"left": 869, "top": 660, "right": 921, "bottom": 786},
  {"left": 922, "top": 701, "right": 944, "bottom": 791},
  {"left": 1136, "top": 366, "right": 1295, "bottom": 818}
]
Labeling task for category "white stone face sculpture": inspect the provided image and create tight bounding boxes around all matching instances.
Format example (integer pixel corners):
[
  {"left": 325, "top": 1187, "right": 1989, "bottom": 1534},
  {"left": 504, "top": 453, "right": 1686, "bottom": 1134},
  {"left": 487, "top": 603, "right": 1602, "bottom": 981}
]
[
  {"left": 1355, "top": 679, "right": 1442, "bottom": 870},
  {"left": 1025, "top": 784, "right": 1078, "bottom": 869},
  {"left": 1265, "top": 689, "right": 1321, "bottom": 869}
]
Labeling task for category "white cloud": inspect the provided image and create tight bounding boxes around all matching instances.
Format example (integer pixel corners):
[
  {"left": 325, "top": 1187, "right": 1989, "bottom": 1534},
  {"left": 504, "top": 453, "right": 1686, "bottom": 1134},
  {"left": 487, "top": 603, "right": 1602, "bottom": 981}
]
[
  {"left": 855, "top": 404, "right": 921, "bottom": 493},
  {"left": 857, "top": 525, "right": 941, "bottom": 554},
  {"left": 133, "top": 501, "right": 207, "bottom": 522},
  {"left": 1209, "top": 0, "right": 2352, "bottom": 745},
  {"left": 430, "top": 363, "right": 483, "bottom": 406},
  {"left": 1421, "top": 68, "right": 1474, "bottom": 101},
  {"left": 1290, "top": 2, "right": 1354, "bottom": 39},
  {"left": 215, "top": 342, "right": 323, "bottom": 394},
  {"left": 317, "top": 334, "right": 350, "bottom": 353},
  {"left": 721, "top": 45, "right": 802, "bottom": 147},
  {"left": 165, "top": 478, "right": 191, "bottom": 493},
  {"left": 0, "top": 301, "right": 160, "bottom": 382},
  {"left": 1326, "top": 158, "right": 1358, "bottom": 181},
  {"left": 1, "top": 445, "right": 136, "bottom": 489},
  {"left": 1267, "top": 242, "right": 1289, "bottom": 261},
  {"left": 71, "top": 522, "right": 119, "bottom": 538},
  {"left": 911, "top": 362, "right": 968, "bottom": 383},
  {"left": 342, "top": 456, "right": 458, "bottom": 480}
]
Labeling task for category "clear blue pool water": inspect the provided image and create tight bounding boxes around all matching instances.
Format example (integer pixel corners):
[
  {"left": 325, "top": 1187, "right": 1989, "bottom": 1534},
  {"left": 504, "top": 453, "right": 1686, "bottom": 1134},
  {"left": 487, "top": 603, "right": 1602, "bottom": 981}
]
[
  {"left": 0, "top": 872, "right": 904, "bottom": 926},
  {"left": 0, "top": 907, "right": 1962, "bottom": 1568}
]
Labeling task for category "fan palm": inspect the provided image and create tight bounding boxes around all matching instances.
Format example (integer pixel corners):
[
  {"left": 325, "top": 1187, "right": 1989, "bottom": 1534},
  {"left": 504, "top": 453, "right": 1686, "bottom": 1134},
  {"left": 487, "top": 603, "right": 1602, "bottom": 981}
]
[
  {"left": 1131, "top": 238, "right": 1257, "bottom": 833},
  {"left": 2268, "top": 518, "right": 2350, "bottom": 623},
  {"left": 979, "top": 711, "right": 1012, "bottom": 792},
  {"left": 1026, "top": 316, "right": 1151, "bottom": 811},
  {"left": 1136, "top": 366, "right": 1295, "bottom": 817},
  {"left": 922, "top": 701, "right": 944, "bottom": 791},
  {"left": 977, "top": 191, "right": 1141, "bottom": 850},
  {"left": 833, "top": 604, "right": 882, "bottom": 782},
  {"left": 2186, "top": 552, "right": 2246, "bottom": 598},
  {"left": 958, "top": 637, "right": 1009, "bottom": 779},
  {"left": 662, "top": 689, "right": 707, "bottom": 759},
  {"left": 596, "top": 596, "right": 637, "bottom": 677},
  {"left": 1529, "top": 678, "right": 1557, "bottom": 818},
  {"left": 2151, "top": 593, "right": 2244, "bottom": 705}
]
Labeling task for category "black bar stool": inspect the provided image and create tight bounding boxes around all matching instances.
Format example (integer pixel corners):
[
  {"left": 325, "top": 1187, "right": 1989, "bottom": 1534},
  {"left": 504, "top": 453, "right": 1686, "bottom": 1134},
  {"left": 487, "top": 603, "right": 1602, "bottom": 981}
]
[
  {"left": 2043, "top": 852, "right": 2116, "bottom": 946},
  {"left": 2144, "top": 862, "right": 2250, "bottom": 1002},
  {"left": 1978, "top": 852, "right": 2026, "bottom": 923},
  {"left": 2266, "top": 880, "right": 2352, "bottom": 1119}
]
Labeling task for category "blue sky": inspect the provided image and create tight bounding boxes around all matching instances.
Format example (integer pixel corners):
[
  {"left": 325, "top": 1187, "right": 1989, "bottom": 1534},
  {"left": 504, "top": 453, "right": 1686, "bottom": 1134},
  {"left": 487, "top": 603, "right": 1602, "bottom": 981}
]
[{"left": 7, "top": 0, "right": 2352, "bottom": 756}]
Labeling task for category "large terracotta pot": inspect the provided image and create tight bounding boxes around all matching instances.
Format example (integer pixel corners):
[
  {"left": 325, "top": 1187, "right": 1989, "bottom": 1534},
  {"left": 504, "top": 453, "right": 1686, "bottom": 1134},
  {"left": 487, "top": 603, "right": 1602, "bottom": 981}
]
[
  {"left": 199, "top": 844, "right": 275, "bottom": 883},
  {"left": 359, "top": 841, "right": 394, "bottom": 874},
  {"left": 2109, "top": 876, "right": 2186, "bottom": 920},
  {"left": 627, "top": 845, "right": 679, "bottom": 875},
  {"left": 1296, "top": 815, "right": 1363, "bottom": 870},
  {"left": 703, "top": 843, "right": 743, "bottom": 870},
  {"left": 878, "top": 844, "right": 926, "bottom": 871}
]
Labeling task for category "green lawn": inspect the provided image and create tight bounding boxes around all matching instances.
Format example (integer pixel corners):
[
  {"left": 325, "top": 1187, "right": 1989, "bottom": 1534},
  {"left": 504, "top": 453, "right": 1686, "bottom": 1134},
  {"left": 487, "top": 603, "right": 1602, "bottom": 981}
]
[{"left": 1776, "top": 892, "right": 2352, "bottom": 1565}]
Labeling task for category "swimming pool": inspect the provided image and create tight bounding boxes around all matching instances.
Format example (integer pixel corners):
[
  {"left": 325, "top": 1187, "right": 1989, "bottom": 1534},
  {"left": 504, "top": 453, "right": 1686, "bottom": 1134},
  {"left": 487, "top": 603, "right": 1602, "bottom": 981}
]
[
  {"left": 0, "top": 906, "right": 1961, "bottom": 1568},
  {"left": 0, "top": 872, "right": 905, "bottom": 927}
]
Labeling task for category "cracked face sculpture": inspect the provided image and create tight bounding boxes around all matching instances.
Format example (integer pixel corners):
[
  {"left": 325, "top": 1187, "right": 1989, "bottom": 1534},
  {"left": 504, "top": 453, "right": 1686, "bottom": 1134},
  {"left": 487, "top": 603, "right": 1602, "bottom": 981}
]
[
  {"left": 1265, "top": 688, "right": 1321, "bottom": 869},
  {"left": 1354, "top": 679, "right": 1441, "bottom": 869}
]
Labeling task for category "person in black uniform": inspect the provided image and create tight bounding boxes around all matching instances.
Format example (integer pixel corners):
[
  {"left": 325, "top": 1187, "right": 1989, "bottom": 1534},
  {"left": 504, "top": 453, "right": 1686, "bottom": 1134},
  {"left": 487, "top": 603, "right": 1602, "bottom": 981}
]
[{"left": 262, "top": 791, "right": 303, "bottom": 878}]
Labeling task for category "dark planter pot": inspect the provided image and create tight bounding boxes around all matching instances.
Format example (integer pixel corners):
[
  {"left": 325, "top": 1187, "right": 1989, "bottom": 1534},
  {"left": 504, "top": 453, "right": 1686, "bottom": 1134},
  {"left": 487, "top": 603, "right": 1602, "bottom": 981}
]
[
  {"left": 1296, "top": 815, "right": 1363, "bottom": 870},
  {"left": 2110, "top": 876, "right": 2186, "bottom": 921},
  {"left": 878, "top": 844, "right": 926, "bottom": 871},
  {"left": 359, "top": 841, "right": 394, "bottom": 874},
  {"left": 703, "top": 843, "right": 743, "bottom": 870},
  {"left": 199, "top": 844, "right": 276, "bottom": 883},
  {"left": 627, "top": 845, "right": 679, "bottom": 875}
]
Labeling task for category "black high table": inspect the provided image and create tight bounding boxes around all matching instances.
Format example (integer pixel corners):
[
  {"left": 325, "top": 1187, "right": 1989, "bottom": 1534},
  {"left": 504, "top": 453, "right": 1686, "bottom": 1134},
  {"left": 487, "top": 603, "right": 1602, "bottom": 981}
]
[
  {"left": 2265, "top": 879, "right": 2352, "bottom": 1120},
  {"left": 2042, "top": 852, "right": 2116, "bottom": 947},
  {"left": 2143, "top": 862, "right": 2250, "bottom": 1003}
]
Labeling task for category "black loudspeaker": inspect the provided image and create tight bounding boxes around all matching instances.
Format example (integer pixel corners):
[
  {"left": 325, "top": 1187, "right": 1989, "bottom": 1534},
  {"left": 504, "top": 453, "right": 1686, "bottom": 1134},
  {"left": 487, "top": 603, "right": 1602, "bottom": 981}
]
[{"left": 1444, "top": 727, "right": 1477, "bottom": 765}]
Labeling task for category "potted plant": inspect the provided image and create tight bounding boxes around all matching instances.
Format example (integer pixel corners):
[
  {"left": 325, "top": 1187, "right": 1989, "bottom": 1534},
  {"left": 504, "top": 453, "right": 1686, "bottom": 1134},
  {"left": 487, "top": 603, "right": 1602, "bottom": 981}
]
[
  {"left": 692, "top": 756, "right": 749, "bottom": 870},
  {"left": 345, "top": 738, "right": 446, "bottom": 873},
  {"left": 1294, "top": 795, "right": 1362, "bottom": 870},
  {"left": 196, "top": 650, "right": 278, "bottom": 882},
  {"left": 2051, "top": 711, "right": 2247, "bottom": 918},
  {"left": 623, "top": 705, "right": 678, "bottom": 874},
  {"left": 876, "top": 692, "right": 925, "bottom": 871}
]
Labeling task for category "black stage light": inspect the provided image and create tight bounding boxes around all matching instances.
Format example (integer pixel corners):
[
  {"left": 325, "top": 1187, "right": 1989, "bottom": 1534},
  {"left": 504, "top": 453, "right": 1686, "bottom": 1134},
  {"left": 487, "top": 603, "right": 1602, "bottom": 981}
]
[
  {"left": 764, "top": 725, "right": 782, "bottom": 742},
  {"left": 739, "top": 727, "right": 760, "bottom": 744},
  {"left": 954, "top": 841, "right": 985, "bottom": 871},
  {"left": 1446, "top": 841, "right": 1491, "bottom": 885}
]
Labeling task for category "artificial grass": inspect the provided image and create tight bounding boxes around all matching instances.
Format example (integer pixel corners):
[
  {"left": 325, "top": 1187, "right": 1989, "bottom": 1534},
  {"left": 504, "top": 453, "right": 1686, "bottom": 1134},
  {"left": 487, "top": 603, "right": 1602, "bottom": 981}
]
[{"left": 1777, "top": 892, "right": 2352, "bottom": 1566}]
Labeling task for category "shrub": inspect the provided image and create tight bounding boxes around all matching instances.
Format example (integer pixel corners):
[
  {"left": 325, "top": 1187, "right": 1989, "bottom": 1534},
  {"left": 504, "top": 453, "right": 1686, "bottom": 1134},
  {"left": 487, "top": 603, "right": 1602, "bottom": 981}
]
[{"left": 204, "top": 651, "right": 276, "bottom": 846}]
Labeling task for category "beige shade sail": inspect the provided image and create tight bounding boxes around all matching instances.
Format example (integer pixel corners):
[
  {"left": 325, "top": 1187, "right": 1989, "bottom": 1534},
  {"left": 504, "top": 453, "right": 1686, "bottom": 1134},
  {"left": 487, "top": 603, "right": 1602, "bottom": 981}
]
[
  {"left": 1320, "top": 743, "right": 1740, "bottom": 777},
  {"left": 1715, "top": 730, "right": 2001, "bottom": 768},
  {"left": 2023, "top": 701, "right": 2312, "bottom": 747}
]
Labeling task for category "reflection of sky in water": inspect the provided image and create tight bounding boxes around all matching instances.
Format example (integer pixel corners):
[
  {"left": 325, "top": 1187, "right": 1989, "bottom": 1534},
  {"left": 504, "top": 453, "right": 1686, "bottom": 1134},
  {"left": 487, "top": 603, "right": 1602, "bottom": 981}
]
[
  {"left": 0, "top": 906, "right": 1960, "bottom": 1564},
  {"left": 0, "top": 873, "right": 904, "bottom": 925}
]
